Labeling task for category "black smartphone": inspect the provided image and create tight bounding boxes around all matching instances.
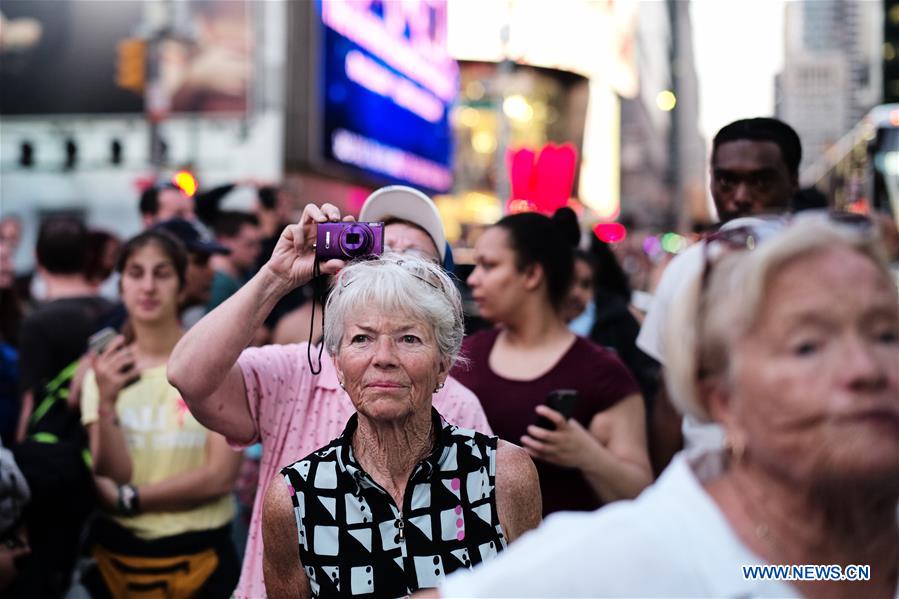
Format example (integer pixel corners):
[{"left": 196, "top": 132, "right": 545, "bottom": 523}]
[{"left": 535, "top": 389, "right": 579, "bottom": 429}]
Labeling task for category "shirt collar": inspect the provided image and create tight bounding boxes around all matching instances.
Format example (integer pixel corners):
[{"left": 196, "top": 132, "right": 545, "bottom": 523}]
[{"left": 337, "top": 408, "right": 453, "bottom": 493}]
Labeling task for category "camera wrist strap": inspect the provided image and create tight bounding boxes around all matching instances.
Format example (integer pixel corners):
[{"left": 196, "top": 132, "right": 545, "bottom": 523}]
[{"left": 306, "top": 259, "right": 325, "bottom": 375}]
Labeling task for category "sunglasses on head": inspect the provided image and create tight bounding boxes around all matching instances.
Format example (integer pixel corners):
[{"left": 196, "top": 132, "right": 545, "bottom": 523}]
[
  {"left": 700, "top": 211, "right": 875, "bottom": 291},
  {"left": 341, "top": 257, "right": 444, "bottom": 292}
]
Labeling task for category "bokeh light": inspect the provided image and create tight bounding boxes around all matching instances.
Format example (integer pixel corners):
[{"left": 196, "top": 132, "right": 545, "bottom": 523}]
[
  {"left": 593, "top": 222, "right": 627, "bottom": 243},
  {"left": 172, "top": 170, "right": 198, "bottom": 197},
  {"left": 655, "top": 90, "right": 677, "bottom": 112}
]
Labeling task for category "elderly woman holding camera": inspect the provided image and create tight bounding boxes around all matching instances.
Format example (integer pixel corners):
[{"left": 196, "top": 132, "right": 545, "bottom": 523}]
[
  {"left": 261, "top": 255, "right": 541, "bottom": 598},
  {"left": 168, "top": 196, "right": 494, "bottom": 597},
  {"left": 421, "top": 214, "right": 899, "bottom": 598}
]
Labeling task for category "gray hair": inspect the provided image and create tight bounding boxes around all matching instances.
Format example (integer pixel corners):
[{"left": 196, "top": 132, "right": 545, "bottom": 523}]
[
  {"left": 323, "top": 253, "right": 466, "bottom": 368},
  {"left": 664, "top": 213, "right": 894, "bottom": 422}
]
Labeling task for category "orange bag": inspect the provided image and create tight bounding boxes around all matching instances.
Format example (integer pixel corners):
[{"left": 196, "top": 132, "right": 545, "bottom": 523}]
[{"left": 92, "top": 545, "right": 219, "bottom": 599}]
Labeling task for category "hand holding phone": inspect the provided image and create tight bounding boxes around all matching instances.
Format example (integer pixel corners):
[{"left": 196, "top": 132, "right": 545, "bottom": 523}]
[
  {"left": 90, "top": 330, "right": 139, "bottom": 399},
  {"left": 535, "top": 390, "right": 578, "bottom": 429}
]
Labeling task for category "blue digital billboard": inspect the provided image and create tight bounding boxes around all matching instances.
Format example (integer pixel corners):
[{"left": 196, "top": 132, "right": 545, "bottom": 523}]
[{"left": 315, "top": 0, "right": 457, "bottom": 193}]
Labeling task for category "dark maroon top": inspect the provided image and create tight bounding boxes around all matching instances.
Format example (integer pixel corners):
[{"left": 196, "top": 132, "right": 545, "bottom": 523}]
[{"left": 453, "top": 328, "right": 640, "bottom": 515}]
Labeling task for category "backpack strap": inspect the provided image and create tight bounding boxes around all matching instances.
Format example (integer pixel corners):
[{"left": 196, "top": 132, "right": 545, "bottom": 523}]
[
  {"left": 29, "top": 359, "right": 79, "bottom": 427},
  {"left": 26, "top": 359, "right": 93, "bottom": 469}
]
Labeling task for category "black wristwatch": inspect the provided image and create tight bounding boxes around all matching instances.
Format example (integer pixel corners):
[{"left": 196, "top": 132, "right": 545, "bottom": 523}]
[{"left": 116, "top": 483, "right": 140, "bottom": 516}]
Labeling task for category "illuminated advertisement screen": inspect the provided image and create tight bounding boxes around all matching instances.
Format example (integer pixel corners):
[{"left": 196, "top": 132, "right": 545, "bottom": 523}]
[{"left": 316, "top": 0, "right": 457, "bottom": 192}]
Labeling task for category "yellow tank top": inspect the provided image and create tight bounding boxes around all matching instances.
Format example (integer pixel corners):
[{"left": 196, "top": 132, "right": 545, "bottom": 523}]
[{"left": 82, "top": 365, "right": 235, "bottom": 540}]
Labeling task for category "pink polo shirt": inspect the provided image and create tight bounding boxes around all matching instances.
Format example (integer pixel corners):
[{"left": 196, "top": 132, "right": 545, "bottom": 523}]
[{"left": 230, "top": 343, "right": 492, "bottom": 599}]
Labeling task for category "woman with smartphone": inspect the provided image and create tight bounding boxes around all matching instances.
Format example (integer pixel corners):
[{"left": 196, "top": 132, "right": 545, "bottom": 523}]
[
  {"left": 457, "top": 212, "right": 653, "bottom": 515},
  {"left": 79, "top": 230, "right": 242, "bottom": 598}
]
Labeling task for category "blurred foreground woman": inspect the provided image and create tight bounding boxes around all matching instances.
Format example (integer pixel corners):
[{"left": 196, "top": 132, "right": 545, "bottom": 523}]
[{"left": 423, "top": 213, "right": 899, "bottom": 598}]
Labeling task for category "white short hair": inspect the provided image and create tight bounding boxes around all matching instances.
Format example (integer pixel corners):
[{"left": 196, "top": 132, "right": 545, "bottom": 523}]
[
  {"left": 323, "top": 253, "right": 466, "bottom": 367},
  {"left": 664, "top": 214, "right": 894, "bottom": 422}
]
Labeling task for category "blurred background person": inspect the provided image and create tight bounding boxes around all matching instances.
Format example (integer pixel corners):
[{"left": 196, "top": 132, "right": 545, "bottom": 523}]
[
  {"left": 168, "top": 195, "right": 492, "bottom": 599},
  {"left": 254, "top": 184, "right": 295, "bottom": 266},
  {"left": 153, "top": 217, "right": 231, "bottom": 328},
  {"left": 84, "top": 229, "right": 122, "bottom": 302},
  {"left": 207, "top": 210, "right": 262, "bottom": 312},
  {"left": 561, "top": 249, "right": 596, "bottom": 331},
  {"left": 80, "top": 229, "right": 242, "bottom": 597},
  {"left": 139, "top": 182, "right": 196, "bottom": 228},
  {"left": 426, "top": 214, "right": 899, "bottom": 599},
  {"left": 457, "top": 212, "right": 652, "bottom": 515},
  {"left": 586, "top": 238, "right": 661, "bottom": 411},
  {"left": 263, "top": 255, "right": 541, "bottom": 598},
  {"left": 559, "top": 226, "right": 661, "bottom": 412},
  {"left": 9, "top": 215, "right": 112, "bottom": 598},
  {"left": 15, "top": 216, "right": 113, "bottom": 442},
  {"left": 638, "top": 117, "right": 803, "bottom": 473}
]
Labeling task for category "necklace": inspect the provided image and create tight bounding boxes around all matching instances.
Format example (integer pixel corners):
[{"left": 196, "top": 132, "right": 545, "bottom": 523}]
[{"left": 725, "top": 470, "right": 786, "bottom": 559}]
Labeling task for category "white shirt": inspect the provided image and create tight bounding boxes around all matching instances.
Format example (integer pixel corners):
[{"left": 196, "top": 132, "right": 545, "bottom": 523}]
[
  {"left": 636, "top": 241, "right": 725, "bottom": 452},
  {"left": 440, "top": 451, "right": 798, "bottom": 598}
]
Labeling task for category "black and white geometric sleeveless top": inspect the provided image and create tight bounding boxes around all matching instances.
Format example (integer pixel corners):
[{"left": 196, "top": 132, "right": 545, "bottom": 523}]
[{"left": 280, "top": 409, "right": 507, "bottom": 598}]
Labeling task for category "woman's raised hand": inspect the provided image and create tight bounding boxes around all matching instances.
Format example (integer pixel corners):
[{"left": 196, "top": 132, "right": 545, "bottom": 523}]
[
  {"left": 91, "top": 336, "right": 138, "bottom": 404},
  {"left": 265, "top": 203, "right": 355, "bottom": 291}
]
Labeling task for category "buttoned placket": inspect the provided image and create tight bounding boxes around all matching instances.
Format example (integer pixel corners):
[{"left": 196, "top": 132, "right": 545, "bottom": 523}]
[{"left": 346, "top": 447, "right": 444, "bottom": 594}]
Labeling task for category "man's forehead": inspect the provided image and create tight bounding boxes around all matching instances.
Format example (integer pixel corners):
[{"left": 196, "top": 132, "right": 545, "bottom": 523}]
[
  {"left": 712, "top": 139, "right": 787, "bottom": 172},
  {"left": 385, "top": 221, "right": 439, "bottom": 252}
]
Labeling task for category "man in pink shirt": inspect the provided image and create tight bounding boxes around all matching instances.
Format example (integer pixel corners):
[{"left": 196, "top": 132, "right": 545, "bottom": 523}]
[{"left": 168, "top": 187, "right": 491, "bottom": 598}]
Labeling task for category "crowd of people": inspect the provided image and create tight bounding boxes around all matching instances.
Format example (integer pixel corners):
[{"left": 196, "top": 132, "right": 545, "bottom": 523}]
[{"left": 0, "top": 116, "right": 896, "bottom": 599}]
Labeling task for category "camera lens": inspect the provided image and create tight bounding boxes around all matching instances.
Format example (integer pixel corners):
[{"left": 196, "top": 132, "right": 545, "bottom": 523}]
[{"left": 339, "top": 224, "right": 373, "bottom": 257}]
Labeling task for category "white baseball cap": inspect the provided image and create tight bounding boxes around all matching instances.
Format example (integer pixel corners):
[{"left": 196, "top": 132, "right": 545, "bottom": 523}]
[{"left": 359, "top": 185, "right": 447, "bottom": 261}]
